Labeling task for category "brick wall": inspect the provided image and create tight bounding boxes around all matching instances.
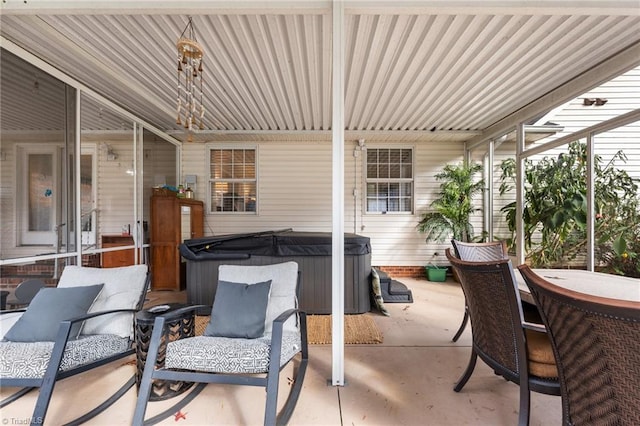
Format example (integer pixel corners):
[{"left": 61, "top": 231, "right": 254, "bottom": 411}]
[
  {"left": 0, "top": 254, "right": 100, "bottom": 291},
  {"left": 375, "top": 265, "right": 427, "bottom": 278}
]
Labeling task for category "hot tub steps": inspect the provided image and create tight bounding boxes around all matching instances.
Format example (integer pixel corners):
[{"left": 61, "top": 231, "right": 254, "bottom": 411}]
[
  {"left": 375, "top": 269, "right": 413, "bottom": 303},
  {"left": 384, "top": 280, "right": 414, "bottom": 303}
]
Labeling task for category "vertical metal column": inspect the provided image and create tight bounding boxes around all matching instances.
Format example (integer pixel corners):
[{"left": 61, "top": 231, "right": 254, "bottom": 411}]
[
  {"left": 586, "top": 133, "right": 595, "bottom": 271},
  {"left": 487, "top": 140, "right": 495, "bottom": 241},
  {"left": 331, "top": 0, "right": 345, "bottom": 387},
  {"left": 515, "top": 123, "right": 526, "bottom": 265},
  {"left": 75, "top": 90, "right": 83, "bottom": 266}
]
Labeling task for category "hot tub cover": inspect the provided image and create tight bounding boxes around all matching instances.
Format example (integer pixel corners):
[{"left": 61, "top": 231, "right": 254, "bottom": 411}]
[{"left": 180, "top": 229, "right": 371, "bottom": 260}]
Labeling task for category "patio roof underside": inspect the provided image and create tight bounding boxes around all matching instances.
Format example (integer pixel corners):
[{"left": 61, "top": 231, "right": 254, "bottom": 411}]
[{"left": 1, "top": 1, "right": 640, "bottom": 144}]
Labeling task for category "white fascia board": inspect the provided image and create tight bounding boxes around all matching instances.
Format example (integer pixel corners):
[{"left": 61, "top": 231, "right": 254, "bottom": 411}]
[
  {"left": 4, "top": 1, "right": 638, "bottom": 16},
  {"left": 346, "top": 1, "right": 640, "bottom": 16},
  {"left": 0, "top": 1, "right": 331, "bottom": 15}
]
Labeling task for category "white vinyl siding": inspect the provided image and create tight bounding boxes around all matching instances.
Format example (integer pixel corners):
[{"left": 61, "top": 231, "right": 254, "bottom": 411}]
[
  {"left": 95, "top": 138, "right": 136, "bottom": 237},
  {"left": 183, "top": 139, "right": 465, "bottom": 267}
]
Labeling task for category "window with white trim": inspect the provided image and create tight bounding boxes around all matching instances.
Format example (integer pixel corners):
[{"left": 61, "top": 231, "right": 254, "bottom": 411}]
[
  {"left": 208, "top": 147, "right": 257, "bottom": 213},
  {"left": 366, "top": 148, "right": 413, "bottom": 213}
]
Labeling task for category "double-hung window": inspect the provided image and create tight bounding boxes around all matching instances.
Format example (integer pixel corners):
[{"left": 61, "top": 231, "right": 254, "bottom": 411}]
[
  {"left": 208, "top": 146, "right": 257, "bottom": 213},
  {"left": 366, "top": 148, "right": 413, "bottom": 213}
]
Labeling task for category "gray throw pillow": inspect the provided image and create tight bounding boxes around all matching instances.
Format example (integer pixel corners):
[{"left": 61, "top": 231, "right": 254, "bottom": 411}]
[
  {"left": 205, "top": 280, "right": 272, "bottom": 339},
  {"left": 3, "top": 284, "right": 104, "bottom": 342}
]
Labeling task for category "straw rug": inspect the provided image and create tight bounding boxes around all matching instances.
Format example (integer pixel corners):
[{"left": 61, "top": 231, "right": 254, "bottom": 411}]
[
  {"left": 306, "top": 315, "right": 383, "bottom": 344},
  {"left": 195, "top": 315, "right": 383, "bottom": 344}
]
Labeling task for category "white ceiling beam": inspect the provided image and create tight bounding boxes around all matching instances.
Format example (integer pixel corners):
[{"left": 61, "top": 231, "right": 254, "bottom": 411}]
[
  {"left": 346, "top": 1, "right": 640, "bottom": 16},
  {"left": 4, "top": 0, "right": 637, "bottom": 16},
  {"left": 0, "top": 1, "right": 331, "bottom": 15},
  {"left": 173, "top": 128, "right": 479, "bottom": 138}
]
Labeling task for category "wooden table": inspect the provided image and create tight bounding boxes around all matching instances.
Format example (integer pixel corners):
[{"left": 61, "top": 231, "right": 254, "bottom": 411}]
[{"left": 515, "top": 268, "right": 640, "bottom": 304}]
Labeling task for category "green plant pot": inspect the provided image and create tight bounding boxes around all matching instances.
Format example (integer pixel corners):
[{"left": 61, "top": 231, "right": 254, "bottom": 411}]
[{"left": 425, "top": 265, "right": 447, "bottom": 282}]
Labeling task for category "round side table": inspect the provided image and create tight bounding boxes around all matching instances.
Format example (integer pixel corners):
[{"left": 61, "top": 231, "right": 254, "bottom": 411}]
[{"left": 135, "top": 303, "right": 196, "bottom": 401}]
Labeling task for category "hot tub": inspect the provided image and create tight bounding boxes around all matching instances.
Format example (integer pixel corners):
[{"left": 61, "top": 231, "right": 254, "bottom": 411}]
[{"left": 179, "top": 230, "right": 372, "bottom": 314}]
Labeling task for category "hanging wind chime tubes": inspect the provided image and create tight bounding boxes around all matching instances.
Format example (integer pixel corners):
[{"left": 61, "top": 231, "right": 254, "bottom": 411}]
[{"left": 176, "top": 17, "right": 205, "bottom": 142}]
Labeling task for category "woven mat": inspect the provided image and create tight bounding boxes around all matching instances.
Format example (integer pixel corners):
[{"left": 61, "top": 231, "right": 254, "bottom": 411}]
[
  {"left": 195, "top": 316, "right": 209, "bottom": 336},
  {"left": 307, "top": 314, "right": 383, "bottom": 344},
  {"left": 195, "top": 314, "right": 383, "bottom": 344}
]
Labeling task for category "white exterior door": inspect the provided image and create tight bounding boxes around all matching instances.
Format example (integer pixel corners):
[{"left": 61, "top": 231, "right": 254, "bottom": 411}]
[{"left": 18, "top": 145, "right": 61, "bottom": 246}]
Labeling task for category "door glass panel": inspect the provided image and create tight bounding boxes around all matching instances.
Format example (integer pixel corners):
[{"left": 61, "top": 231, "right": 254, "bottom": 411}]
[{"left": 28, "top": 153, "right": 53, "bottom": 232}]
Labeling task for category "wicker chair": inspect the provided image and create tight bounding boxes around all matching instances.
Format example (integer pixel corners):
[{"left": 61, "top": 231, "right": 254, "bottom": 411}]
[
  {"left": 446, "top": 249, "right": 560, "bottom": 426},
  {"left": 518, "top": 265, "right": 640, "bottom": 426},
  {"left": 449, "top": 240, "right": 508, "bottom": 342}
]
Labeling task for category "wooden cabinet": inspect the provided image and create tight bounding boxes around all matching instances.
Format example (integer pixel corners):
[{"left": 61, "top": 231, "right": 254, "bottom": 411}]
[
  {"left": 150, "top": 194, "right": 204, "bottom": 291},
  {"left": 101, "top": 235, "right": 135, "bottom": 268}
]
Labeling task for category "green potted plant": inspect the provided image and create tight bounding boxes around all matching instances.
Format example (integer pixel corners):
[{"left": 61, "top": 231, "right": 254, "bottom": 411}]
[{"left": 417, "top": 162, "right": 484, "bottom": 280}]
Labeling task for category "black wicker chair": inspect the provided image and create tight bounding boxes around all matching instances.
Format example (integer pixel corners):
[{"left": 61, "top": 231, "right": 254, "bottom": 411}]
[
  {"left": 449, "top": 240, "right": 508, "bottom": 342},
  {"left": 133, "top": 261, "right": 308, "bottom": 426},
  {"left": 518, "top": 265, "right": 640, "bottom": 426},
  {"left": 446, "top": 249, "right": 560, "bottom": 426}
]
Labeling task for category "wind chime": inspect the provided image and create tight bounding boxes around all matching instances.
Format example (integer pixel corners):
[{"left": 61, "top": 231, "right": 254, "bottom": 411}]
[{"left": 176, "top": 17, "right": 205, "bottom": 142}]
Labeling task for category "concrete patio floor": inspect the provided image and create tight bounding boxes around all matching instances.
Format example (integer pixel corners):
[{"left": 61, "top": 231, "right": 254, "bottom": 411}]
[{"left": 0, "top": 276, "right": 562, "bottom": 425}]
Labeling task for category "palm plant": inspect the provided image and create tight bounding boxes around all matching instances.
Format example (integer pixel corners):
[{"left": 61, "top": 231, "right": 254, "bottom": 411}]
[{"left": 417, "top": 162, "right": 484, "bottom": 243}]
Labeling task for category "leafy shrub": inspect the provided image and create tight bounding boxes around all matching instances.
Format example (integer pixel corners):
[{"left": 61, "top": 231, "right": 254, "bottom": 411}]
[{"left": 499, "top": 141, "right": 639, "bottom": 277}]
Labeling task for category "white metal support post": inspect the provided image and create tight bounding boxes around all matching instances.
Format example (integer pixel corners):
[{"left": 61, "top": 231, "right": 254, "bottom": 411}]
[
  {"left": 586, "top": 133, "right": 595, "bottom": 271},
  {"left": 487, "top": 140, "right": 495, "bottom": 240},
  {"left": 133, "top": 123, "right": 141, "bottom": 264},
  {"left": 75, "top": 90, "right": 83, "bottom": 267},
  {"left": 515, "top": 123, "right": 526, "bottom": 265},
  {"left": 331, "top": 0, "right": 345, "bottom": 387}
]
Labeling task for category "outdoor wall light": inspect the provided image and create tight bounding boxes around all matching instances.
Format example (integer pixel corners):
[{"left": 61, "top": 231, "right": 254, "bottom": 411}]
[{"left": 582, "top": 98, "right": 608, "bottom": 106}]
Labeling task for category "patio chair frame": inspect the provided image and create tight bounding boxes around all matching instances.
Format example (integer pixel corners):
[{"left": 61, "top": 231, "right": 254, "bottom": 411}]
[
  {"left": 133, "top": 269, "right": 308, "bottom": 426},
  {"left": 0, "top": 269, "right": 150, "bottom": 426}
]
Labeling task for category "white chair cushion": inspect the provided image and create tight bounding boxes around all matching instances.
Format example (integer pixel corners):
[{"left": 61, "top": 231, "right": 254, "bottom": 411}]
[
  {"left": 0, "top": 312, "right": 23, "bottom": 341},
  {"left": 218, "top": 262, "right": 298, "bottom": 334},
  {"left": 165, "top": 332, "right": 301, "bottom": 374},
  {"left": 57, "top": 265, "right": 148, "bottom": 338},
  {"left": 0, "top": 334, "right": 130, "bottom": 379}
]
